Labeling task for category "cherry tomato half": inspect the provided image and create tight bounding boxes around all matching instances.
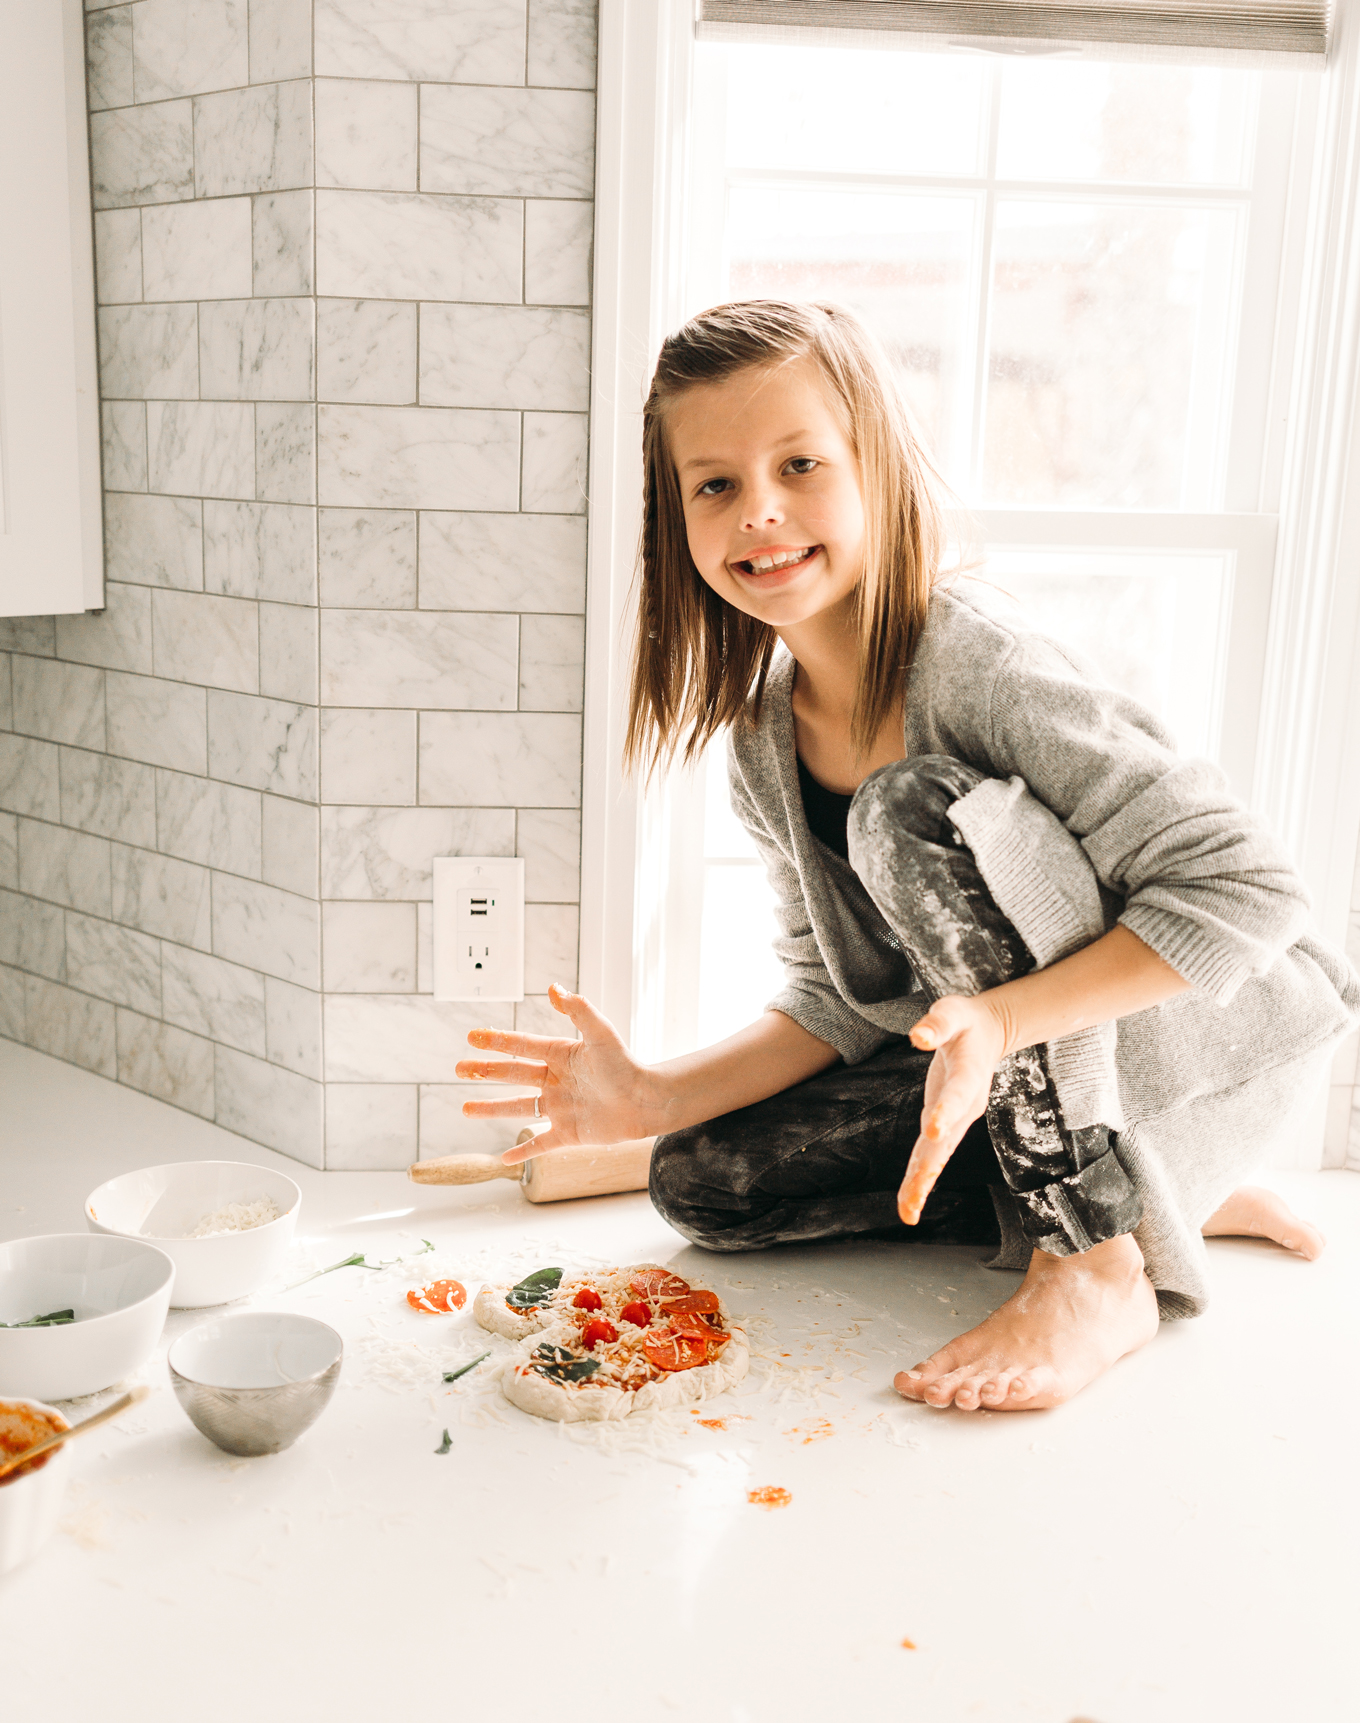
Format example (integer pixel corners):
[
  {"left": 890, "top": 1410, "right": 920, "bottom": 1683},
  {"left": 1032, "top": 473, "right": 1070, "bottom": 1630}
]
[
  {"left": 619, "top": 1301, "right": 651, "bottom": 1329},
  {"left": 572, "top": 1286, "right": 603, "bottom": 1311},
  {"left": 581, "top": 1317, "right": 618, "bottom": 1351}
]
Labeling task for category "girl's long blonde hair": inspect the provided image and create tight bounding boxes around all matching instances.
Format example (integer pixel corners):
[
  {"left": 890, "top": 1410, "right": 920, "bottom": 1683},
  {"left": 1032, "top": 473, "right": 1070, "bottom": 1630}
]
[{"left": 624, "top": 299, "right": 948, "bottom": 776}]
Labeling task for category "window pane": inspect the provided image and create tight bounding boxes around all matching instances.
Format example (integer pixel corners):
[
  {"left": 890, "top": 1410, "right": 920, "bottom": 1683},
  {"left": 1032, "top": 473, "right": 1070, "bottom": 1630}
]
[
  {"left": 996, "top": 62, "right": 1255, "bottom": 188},
  {"left": 724, "top": 44, "right": 988, "bottom": 178},
  {"left": 726, "top": 188, "right": 977, "bottom": 482},
  {"left": 696, "top": 862, "right": 787, "bottom": 1048},
  {"left": 983, "top": 200, "right": 1242, "bottom": 508},
  {"left": 703, "top": 737, "right": 759, "bottom": 860},
  {"left": 981, "top": 550, "right": 1230, "bottom": 760}
]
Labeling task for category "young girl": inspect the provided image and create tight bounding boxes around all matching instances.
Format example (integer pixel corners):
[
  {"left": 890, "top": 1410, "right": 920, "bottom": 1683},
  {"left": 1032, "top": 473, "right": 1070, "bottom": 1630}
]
[{"left": 457, "top": 300, "right": 1359, "bottom": 1413}]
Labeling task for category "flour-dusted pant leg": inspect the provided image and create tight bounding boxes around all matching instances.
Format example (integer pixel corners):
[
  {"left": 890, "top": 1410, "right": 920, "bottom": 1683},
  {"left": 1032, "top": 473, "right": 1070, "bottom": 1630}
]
[
  {"left": 650, "top": 1036, "right": 1004, "bottom": 1253},
  {"left": 849, "top": 756, "right": 1144, "bottom": 1258}
]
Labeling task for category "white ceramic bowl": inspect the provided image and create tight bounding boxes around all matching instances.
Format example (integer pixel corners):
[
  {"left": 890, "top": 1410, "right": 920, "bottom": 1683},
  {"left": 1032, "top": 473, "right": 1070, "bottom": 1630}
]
[
  {"left": 168, "top": 1313, "right": 343, "bottom": 1455},
  {"left": 0, "top": 1234, "right": 175, "bottom": 1402},
  {"left": 85, "top": 1160, "right": 301, "bottom": 1308},
  {"left": 0, "top": 1398, "right": 73, "bottom": 1577}
]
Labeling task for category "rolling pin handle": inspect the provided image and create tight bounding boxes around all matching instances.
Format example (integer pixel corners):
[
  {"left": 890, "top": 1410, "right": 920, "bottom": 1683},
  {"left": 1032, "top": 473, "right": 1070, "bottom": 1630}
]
[{"left": 407, "top": 1154, "right": 524, "bottom": 1186}]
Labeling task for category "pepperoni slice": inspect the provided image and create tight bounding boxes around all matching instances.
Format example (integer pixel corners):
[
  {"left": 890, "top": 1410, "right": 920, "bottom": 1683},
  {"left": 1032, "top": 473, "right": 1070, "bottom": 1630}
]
[
  {"left": 572, "top": 1286, "right": 603, "bottom": 1311},
  {"left": 619, "top": 1301, "right": 651, "bottom": 1329},
  {"left": 664, "top": 1313, "right": 721, "bottom": 1341},
  {"left": 659, "top": 1290, "right": 720, "bottom": 1317},
  {"left": 581, "top": 1317, "right": 618, "bottom": 1352},
  {"left": 406, "top": 1279, "right": 467, "bottom": 1313},
  {"left": 643, "top": 1329, "right": 711, "bottom": 1372},
  {"left": 628, "top": 1269, "right": 690, "bottom": 1300}
]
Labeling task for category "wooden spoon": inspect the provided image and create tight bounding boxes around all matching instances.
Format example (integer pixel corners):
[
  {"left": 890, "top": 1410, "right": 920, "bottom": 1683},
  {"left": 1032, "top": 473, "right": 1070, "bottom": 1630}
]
[{"left": 0, "top": 1383, "right": 151, "bottom": 1481}]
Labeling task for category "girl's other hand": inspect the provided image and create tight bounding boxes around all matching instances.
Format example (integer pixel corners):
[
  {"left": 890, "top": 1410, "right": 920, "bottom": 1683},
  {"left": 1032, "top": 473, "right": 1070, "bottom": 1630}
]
[
  {"left": 455, "top": 983, "right": 657, "bottom": 1162},
  {"left": 898, "top": 995, "right": 1006, "bottom": 1224}
]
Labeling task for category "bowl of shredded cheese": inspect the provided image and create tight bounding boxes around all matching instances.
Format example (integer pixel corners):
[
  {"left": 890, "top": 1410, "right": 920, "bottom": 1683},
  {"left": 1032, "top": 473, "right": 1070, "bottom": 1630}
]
[{"left": 84, "top": 1161, "right": 301, "bottom": 1309}]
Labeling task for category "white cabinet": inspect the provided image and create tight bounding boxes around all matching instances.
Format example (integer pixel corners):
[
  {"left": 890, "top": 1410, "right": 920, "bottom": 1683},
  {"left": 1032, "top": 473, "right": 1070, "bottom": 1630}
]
[{"left": 0, "top": 0, "right": 103, "bottom": 618}]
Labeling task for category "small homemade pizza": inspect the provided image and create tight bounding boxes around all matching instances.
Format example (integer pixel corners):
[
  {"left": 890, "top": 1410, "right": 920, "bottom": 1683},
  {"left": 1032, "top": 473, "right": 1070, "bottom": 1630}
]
[{"left": 474, "top": 1262, "right": 748, "bottom": 1422}]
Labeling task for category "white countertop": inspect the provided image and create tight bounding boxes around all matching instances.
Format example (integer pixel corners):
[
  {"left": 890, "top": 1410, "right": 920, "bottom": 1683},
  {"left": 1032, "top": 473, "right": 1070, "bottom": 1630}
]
[{"left": 2, "top": 1037, "right": 1356, "bottom": 1723}]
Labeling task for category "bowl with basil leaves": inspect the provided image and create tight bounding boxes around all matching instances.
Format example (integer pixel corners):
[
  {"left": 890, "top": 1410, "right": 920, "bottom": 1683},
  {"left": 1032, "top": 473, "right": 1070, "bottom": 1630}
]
[{"left": 0, "top": 1233, "right": 175, "bottom": 1402}]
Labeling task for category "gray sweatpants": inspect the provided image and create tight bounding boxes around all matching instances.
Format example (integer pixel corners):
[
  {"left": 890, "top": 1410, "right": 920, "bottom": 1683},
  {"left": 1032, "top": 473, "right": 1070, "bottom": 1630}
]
[{"left": 652, "top": 756, "right": 1327, "bottom": 1319}]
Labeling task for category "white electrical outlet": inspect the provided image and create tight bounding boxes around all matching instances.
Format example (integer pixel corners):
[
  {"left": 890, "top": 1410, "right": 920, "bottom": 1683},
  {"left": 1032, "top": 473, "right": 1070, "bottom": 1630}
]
[{"left": 432, "top": 857, "right": 525, "bottom": 1002}]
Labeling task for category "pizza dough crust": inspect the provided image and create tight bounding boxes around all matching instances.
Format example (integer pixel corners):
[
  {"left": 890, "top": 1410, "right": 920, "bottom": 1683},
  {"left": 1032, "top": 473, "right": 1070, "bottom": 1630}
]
[
  {"left": 473, "top": 1282, "right": 552, "bottom": 1339},
  {"left": 478, "top": 1263, "right": 749, "bottom": 1423}
]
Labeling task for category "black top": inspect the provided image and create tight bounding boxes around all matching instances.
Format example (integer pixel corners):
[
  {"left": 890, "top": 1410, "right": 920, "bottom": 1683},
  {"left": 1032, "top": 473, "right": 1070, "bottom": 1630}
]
[{"left": 796, "top": 756, "right": 854, "bottom": 861}]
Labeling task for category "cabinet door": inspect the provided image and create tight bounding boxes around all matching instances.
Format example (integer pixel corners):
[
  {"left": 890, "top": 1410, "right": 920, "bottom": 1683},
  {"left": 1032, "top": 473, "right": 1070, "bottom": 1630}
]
[{"left": 0, "top": 0, "right": 103, "bottom": 618}]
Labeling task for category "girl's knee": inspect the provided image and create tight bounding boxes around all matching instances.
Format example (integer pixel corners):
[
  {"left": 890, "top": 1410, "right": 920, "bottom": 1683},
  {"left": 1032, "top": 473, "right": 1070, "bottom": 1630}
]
[
  {"left": 850, "top": 754, "right": 985, "bottom": 853},
  {"left": 648, "top": 1129, "right": 746, "bottom": 1251}
]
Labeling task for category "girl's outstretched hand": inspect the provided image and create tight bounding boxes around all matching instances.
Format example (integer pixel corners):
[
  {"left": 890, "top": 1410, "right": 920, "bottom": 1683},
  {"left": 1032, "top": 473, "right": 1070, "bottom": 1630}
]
[
  {"left": 455, "top": 983, "right": 654, "bottom": 1163},
  {"left": 898, "top": 994, "right": 1007, "bottom": 1224}
]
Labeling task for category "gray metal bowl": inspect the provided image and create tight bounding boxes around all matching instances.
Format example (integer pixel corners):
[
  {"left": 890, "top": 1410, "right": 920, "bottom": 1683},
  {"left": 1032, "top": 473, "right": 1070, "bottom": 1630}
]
[{"left": 167, "top": 1312, "right": 342, "bottom": 1457}]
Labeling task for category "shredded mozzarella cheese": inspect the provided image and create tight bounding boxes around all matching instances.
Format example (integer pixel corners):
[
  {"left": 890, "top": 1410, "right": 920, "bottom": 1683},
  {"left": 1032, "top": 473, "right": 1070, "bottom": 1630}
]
[{"left": 186, "top": 1197, "right": 281, "bottom": 1237}]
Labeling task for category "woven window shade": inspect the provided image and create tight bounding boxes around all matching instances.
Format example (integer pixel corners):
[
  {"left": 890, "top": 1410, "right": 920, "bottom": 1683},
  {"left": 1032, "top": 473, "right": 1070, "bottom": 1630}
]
[{"left": 696, "top": 0, "right": 1330, "bottom": 57}]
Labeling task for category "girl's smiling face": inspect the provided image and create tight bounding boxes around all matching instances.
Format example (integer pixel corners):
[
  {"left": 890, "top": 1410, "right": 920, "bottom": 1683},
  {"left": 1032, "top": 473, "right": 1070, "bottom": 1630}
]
[{"left": 666, "top": 358, "right": 866, "bottom": 630}]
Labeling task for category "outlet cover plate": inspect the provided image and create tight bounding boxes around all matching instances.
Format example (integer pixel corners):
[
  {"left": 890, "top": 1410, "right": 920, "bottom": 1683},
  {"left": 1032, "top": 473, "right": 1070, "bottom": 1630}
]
[{"left": 432, "top": 856, "right": 525, "bottom": 1002}]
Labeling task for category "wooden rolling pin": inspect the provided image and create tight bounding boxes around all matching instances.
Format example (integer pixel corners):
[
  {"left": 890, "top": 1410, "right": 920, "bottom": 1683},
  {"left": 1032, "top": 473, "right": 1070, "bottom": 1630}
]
[{"left": 408, "top": 1134, "right": 653, "bottom": 1204}]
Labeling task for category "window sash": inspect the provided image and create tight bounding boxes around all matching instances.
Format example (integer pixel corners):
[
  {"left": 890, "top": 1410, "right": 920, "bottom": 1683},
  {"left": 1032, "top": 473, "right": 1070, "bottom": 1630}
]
[{"left": 697, "top": 0, "right": 1330, "bottom": 58}]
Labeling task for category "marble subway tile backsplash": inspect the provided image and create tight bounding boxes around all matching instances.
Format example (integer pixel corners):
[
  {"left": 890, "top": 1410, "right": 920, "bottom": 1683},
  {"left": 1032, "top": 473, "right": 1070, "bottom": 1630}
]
[
  {"left": 90, "top": 100, "right": 194, "bottom": 208},
  {"left": 314, "top": 0, "right": 528, "bottom": 86},
  {"left": 103, "top": 494, "right": 204, "bottom": 591},
  {"left": 131, "top": 0, "right": 250, "bottom": 104},
  {"left": 248, "top": 0, "right": 313, "bottom": 84},
  {"left": 419, "top": 85, "right": 595, "bottom": 199},
  {"left": 204, "top": 499, "right": 316, "bottom": 604},
  {"left": 2, "top": 5, "right": 596, "bottom": 1167},
  {"left": 317, "top": 405, "right": 521, "bottom": 511},
  {"left": 93, "top": 208, "right": 144, "bottom": 305},
  {"left": 315, "top": 191, "right": 522, "bottom": 303},
  {"left": 116, "top": 1007, "right": 215, "bottom": 1118},
  {"left": 418, "top": 305, "right": 590, "bottom": 411},
  {"left": 142, "top": 198, "right": 254, "bottom": 302},
  {"left": 418, "top": 511, "right": 586, "bottom": 613},
  {"left": 199, "top": 299, "right": 316, "bottom": 402},
  {"left": 315, "top": 80, "right": 418, "bottom": 191},
  {"left": 193, "top": 80, "right": 314, "bottom": 199},
  {"left": 318, "top": 508, "right": 417, "bottom": 606},
  {"left": 317, "top": 300, "right": 418, "bottom": 406}
]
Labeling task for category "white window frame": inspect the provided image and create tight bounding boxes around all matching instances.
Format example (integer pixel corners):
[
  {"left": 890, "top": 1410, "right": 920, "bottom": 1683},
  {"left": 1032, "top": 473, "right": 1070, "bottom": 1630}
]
[
  {"left": 582, "top": 0, "right": 1360, "bottom": 1162},
  {"left": 0, "top": 0, "right": 104, "bottom": 617}
]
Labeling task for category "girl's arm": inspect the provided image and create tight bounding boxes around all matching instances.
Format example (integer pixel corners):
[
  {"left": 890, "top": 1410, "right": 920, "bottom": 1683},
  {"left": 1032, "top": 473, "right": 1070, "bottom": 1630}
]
[
  {"left": 898, "top": 924, "right": 1189, "bottom": 1222},
  {"left": 457, "top": 987, "right": 840, "bottom": 1161}
]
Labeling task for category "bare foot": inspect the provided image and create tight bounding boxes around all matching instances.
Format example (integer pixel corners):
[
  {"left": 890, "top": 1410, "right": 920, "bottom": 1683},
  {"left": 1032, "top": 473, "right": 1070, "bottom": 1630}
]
[
  {"left": 894, "top": 1234, "right": 1159, "bottom": 1413},
  {"left": 1201, "top": 1185, "right": 1326, "bottom": 1260}
]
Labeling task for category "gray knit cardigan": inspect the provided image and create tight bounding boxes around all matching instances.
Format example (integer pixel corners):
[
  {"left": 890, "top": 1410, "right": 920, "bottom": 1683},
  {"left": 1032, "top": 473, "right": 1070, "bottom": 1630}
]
[{"left": 726, "top": 578, "right": 1360, "bottom": 1131}]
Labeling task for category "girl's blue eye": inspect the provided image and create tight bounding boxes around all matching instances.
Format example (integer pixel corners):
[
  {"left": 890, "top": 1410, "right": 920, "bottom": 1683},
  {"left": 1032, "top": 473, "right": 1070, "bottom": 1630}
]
[{"left": 697, "top": 478, "right": 730, "bottom": 496}]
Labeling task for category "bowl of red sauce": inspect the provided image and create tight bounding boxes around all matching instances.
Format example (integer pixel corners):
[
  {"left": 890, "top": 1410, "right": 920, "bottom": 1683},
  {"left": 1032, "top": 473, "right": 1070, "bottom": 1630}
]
[{"left": 0, "top": 1398, "right": 72, "bottom": 1576}]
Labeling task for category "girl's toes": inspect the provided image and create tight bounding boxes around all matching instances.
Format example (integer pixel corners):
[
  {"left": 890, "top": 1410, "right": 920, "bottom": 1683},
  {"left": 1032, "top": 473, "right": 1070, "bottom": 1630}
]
[
  {"left": 893, "top": 1365, "right": 933, "bottom": 1399},
  {"left": 978, "top": 1374, "right": 1011, "bottom": 1407},
  {"left": 923, "top": 1370, "right": 968, "bottom": 1408},
  {"left": 952, "top": 1377, "right": 984, "bottom": 1412}
]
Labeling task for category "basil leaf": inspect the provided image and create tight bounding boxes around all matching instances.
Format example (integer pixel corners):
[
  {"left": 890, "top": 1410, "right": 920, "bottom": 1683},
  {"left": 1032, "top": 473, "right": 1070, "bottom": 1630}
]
[
  {"left": 1, "top": 1308, "right": 76, "bottom": 1328},
  {"left": 442, "top": 1351, "right": 490, "bottom": 1383},
  {"left": 530, "top": 1343, "right": 600, "bottom": 1384},
  {"left": 506, "top": 1266, "right": 563, "bottom": 1311},
  {"left": 434, "top": 1428, "right": 452, "bottom": 1455}
]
